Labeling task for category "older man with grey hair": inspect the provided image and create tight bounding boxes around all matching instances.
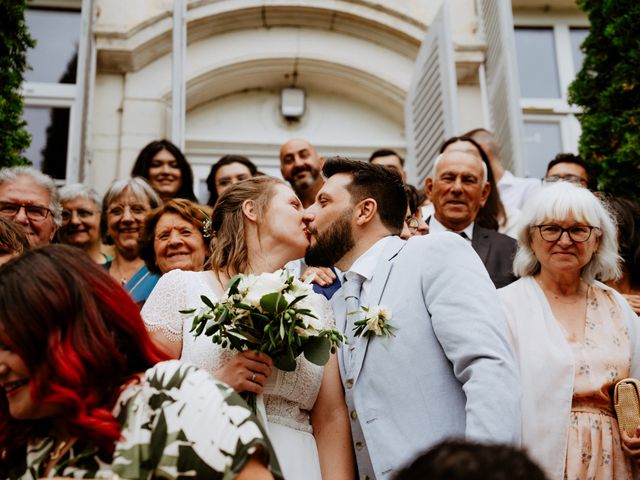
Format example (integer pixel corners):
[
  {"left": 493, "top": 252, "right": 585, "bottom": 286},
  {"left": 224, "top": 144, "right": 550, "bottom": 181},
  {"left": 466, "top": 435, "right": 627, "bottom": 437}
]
[
  {"left": 425, "top": 148, "right": 518, "bottom": 289},
  {"left": 0, "top": 166, "right": 61, "bottom": 247}
]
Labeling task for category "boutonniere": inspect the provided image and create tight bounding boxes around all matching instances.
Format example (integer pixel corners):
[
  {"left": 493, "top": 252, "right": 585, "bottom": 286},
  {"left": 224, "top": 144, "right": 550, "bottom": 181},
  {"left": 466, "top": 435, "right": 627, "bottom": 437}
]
[{"left": 352, "top": 305, "right": 396, "bottom": 338}]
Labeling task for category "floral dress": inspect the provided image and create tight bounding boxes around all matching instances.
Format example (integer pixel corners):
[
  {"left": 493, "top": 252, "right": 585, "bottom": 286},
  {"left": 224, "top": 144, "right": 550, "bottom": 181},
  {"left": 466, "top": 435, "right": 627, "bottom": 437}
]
[
  {"left": 564, "top": 286, "right": 634, "bottom": 480},
  {"left": 10, "top": 360, "right": 283, "bottom": 479}
]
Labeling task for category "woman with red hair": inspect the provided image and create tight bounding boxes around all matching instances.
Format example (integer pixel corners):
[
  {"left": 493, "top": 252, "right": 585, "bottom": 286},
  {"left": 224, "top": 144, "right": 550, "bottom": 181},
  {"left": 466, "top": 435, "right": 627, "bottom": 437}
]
[{"left": 0, "top": 245, "right": 281, "bottom": 479}]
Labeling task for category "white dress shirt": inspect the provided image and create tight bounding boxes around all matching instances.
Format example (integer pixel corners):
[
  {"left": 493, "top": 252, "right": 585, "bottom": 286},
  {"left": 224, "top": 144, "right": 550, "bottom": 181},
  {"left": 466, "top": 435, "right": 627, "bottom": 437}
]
[
  {"left": 428, "top": 215, "right": 474, "bottom": 242},
  {"left": 342, "top": 236, "right": 394, "bottom": 307},
  {"left": 498, "top": 170, "right": 542, "bottom": 211}
]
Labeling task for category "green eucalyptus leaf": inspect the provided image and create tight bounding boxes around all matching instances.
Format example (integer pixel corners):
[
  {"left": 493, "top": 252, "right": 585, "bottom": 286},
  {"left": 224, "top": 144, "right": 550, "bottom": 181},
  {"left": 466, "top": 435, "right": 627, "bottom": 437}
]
[
  {"left": 200, "top": 295, "right": 216, "bottom": 310},
  {"left": 303, "top": 336, "right": 332, "bottom": 366},
  {"left": 274, "top": 352, "right": 297, "bottom": 372}
]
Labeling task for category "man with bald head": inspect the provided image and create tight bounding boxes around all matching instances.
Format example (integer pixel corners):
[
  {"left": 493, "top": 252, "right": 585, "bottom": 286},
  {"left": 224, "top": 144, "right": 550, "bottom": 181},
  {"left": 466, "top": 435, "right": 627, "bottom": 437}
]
[
  {"left": 425, "top": 148, "right": 517, "bottom": 288},
  {"left": 279, "top": 138, "right": 324, "bottom": 208}
]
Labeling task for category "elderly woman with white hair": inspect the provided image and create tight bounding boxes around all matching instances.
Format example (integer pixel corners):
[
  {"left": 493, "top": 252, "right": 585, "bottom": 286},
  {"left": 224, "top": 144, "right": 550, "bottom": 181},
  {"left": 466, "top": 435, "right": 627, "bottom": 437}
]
[
  {"left": 58, "top": 183, "right": 110, "bottom": 264},
  {"left": 498, "top": 181, "right": 640, "bottom": 480},
  {"left": 101, "top": 177, "right": 161, "bottom": 306}
]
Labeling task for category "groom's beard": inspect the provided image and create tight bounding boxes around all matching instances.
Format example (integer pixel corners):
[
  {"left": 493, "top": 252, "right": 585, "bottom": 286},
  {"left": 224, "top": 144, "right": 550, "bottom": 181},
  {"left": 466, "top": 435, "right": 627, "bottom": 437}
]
[{"left": 305, "top": 210, "right": 355, "bottom": 267}]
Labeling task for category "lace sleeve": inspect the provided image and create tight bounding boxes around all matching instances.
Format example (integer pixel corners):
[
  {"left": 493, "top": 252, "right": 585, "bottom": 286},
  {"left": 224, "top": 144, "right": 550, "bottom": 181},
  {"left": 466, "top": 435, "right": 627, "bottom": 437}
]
[{"left": 141, "top": 270, "right": 188, "bottom": 344}]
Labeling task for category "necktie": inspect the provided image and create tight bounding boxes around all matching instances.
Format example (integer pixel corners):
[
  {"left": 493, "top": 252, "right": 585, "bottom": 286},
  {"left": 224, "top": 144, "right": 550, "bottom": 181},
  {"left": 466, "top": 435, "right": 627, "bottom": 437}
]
[{"left": 343, "top": 271, "right": 365, "bottom": 342}]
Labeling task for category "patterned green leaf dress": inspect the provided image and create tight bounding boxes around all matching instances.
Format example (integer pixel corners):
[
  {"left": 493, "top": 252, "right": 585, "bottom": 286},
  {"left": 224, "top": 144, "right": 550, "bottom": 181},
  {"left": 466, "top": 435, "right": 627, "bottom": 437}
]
[{"left": 9, "top": 360, "right": 283, "bottom": 479}]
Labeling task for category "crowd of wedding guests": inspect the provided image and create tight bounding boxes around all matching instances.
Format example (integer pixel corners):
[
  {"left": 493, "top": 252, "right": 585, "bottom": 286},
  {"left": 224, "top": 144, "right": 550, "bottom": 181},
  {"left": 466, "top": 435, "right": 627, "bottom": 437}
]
[{"left": 1, "top": 130, "right": 640, "bottom": 480}]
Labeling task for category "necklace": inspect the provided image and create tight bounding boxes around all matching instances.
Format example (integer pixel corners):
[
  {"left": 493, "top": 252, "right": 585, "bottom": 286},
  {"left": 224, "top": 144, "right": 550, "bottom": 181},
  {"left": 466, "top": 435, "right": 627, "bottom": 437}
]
[{"left": 111, "top": 257, "right": 140, "bottom": 286}]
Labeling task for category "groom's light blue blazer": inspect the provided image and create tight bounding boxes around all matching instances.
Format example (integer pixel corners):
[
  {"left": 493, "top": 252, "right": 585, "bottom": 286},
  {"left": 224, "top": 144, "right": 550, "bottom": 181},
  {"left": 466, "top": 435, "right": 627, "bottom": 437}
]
[{"left": 331, "top": 233, "right": 521, "bottom": 479}]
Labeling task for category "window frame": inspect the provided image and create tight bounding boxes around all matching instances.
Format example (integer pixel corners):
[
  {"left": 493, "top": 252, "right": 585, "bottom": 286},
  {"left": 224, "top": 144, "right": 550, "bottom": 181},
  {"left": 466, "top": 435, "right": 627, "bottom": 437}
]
[
  {"left": 21, "top": 0, "right": 92, "bottom": 183},
  {"left": 513, "top": 15, "right": 589, "bottom": 115},
  {"left": 513, "top": 13, "right": 589, "bottom": 175}
]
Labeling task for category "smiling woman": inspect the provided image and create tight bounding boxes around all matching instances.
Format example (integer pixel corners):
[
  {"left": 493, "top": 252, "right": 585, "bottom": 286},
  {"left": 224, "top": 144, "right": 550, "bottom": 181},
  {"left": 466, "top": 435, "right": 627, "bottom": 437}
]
[
  {"left": 0, "top": 245, "right": 281, "bottom": 479},
  {"left": 101, "top": 177, "right": 161, "bottom": 306},
  {"left": 131, "top": 139, "right": 198, "bottom": 202},
  {"left": 498, "top": 182, "right": 640, "bottom": 480},
  {"left": 138, "top": 198, "right": 210, "bottom": 275},
  {"left": 58, "top": 183, "right": 109, "bottom": 264}
]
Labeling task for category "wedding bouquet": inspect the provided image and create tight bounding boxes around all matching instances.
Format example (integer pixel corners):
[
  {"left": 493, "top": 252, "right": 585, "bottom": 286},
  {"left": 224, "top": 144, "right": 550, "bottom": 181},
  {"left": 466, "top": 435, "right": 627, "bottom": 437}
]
[{"left": 182, "top": 269, "right": 346, "bottom": 373}]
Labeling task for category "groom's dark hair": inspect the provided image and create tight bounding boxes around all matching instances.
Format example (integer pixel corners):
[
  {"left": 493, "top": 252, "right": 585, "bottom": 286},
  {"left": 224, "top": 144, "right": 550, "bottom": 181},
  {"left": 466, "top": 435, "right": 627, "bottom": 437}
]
[{"left": 323, "top": 157, "right": 407, "bottom": 234}]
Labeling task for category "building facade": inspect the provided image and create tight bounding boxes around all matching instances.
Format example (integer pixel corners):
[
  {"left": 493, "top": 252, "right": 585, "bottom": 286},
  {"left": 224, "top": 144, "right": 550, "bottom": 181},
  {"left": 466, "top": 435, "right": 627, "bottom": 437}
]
[{"left": 22, "top": 0, "right": 587, "bottom": 200}]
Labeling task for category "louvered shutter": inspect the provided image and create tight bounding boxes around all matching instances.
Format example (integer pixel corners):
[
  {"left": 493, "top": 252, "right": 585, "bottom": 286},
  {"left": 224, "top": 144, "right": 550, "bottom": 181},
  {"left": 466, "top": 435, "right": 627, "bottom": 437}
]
[
  {"left": 405, "top": 1, "right": 458, "bottom": 186},
  {"left": 476, "top": 0, "right": 524, "bottom": 173}
]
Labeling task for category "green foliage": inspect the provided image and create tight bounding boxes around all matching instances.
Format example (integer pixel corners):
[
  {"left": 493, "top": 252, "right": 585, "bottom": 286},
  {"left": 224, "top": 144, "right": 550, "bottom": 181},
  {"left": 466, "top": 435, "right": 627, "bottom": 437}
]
[
  {"left": 0, "top": 0, "right": 34, "bottom": 168},
  {"left": 568, "top": 0, "right": 640, "bottom": 200}
]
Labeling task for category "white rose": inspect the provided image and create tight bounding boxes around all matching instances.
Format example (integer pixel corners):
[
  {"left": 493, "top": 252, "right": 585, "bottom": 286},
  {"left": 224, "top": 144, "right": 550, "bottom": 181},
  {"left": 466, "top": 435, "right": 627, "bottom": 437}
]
[
  {"left": 366, "top": 315, "right": 383, "bottom": 336},
  {"left": 237, "top": 274, "right": 257, "bottom": 295},
  {"left": 289, "top": 277, "right": 314, "bottom": 297},
  {"left": 243, "top": 270, "right": 288, "bottom": 307}
]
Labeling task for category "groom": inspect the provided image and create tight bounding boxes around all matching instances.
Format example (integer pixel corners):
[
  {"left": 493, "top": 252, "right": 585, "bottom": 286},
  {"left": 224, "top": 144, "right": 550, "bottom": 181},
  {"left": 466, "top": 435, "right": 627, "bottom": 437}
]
[{"left": 304, "top": 158, "right": 521, "bottom": 479}]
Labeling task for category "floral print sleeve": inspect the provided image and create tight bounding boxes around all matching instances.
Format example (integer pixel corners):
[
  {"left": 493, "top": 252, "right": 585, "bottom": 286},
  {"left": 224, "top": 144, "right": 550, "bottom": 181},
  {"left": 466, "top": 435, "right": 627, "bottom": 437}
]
[{"left": 15, "top": 361, "right": 283, "bottom": 480}]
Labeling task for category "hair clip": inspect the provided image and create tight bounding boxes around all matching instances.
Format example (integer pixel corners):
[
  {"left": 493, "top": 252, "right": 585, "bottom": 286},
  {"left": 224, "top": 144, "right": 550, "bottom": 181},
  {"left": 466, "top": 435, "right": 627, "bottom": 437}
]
[{"left": 197, "top": 208, "right": 213, "bottom": 239}]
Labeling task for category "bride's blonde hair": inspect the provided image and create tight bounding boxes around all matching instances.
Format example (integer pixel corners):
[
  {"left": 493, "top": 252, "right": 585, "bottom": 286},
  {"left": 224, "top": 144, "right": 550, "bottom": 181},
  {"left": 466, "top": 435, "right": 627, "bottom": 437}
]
[{"left": 208, "top": 176, "right": 284, "bottom": 276}]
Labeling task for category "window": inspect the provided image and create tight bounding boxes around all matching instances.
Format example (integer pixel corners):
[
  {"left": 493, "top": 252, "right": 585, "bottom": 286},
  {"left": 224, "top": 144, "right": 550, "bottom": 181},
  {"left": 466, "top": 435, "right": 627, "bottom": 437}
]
[
  {"left": 514, "top": 22, "right": 589, "bottom": 177},
  {"left": 21, "top": 1, "right": 88, "bottom": 182}
]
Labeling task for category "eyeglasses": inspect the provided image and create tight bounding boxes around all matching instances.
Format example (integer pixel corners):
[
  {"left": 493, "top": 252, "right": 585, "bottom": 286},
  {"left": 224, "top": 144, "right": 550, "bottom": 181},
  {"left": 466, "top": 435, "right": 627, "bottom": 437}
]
[
  {"left": 107, "top": 204, "right": 149, "bottom": 218},
  {"left": 0, "top": 201, "right": 52, "bottom": 222},
  {"left": 533, "top": 224, "right": 600, "bottom": 243},
  {"left": 543, "top": 174, "right": 588, "bottom": 187},
  {"left": 405, "top": 216, "right": 420, "bottom": 232},
  {"left": 61, "top": 208, "right": 97, "bottom": 222}
]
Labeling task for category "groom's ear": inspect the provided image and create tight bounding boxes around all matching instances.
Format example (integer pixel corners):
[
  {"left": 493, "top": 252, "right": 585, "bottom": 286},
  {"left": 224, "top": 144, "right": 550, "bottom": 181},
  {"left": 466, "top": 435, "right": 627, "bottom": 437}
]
[
  {"left": 354, "top": 198, "right": 378, "bottom": 226},
  {"left": 241, "top": 199, "right": 258, "bottom": 222}
]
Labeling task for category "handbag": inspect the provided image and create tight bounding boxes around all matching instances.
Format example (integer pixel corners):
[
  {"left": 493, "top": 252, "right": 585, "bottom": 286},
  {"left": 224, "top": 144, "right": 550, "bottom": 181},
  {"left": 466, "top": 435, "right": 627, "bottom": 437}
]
[{"left": 614, "top": 378, "right": 640, "bottom": 436}]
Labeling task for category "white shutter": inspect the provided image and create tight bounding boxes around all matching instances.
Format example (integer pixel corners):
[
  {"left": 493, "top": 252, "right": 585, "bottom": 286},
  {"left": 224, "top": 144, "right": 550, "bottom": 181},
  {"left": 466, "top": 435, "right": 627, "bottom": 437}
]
[
  {"left": 476, "top": 0, "right": 524, "bottom": 173},
  {"left": 405, "top": 1, "right": 458, "bottom": 186}
]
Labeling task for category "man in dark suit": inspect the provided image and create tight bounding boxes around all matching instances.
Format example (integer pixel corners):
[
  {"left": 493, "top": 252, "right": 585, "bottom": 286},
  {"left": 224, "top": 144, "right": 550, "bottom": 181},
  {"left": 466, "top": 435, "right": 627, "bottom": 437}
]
[{"left": 425, "top": 148, "right": 517, "bottom": 289}]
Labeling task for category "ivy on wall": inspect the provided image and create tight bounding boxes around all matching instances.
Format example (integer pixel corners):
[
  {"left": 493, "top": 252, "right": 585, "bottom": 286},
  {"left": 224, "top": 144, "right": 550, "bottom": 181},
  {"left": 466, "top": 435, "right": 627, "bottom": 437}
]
[{"left": 0, "top": 0, "right": 34, "bottom": 168}]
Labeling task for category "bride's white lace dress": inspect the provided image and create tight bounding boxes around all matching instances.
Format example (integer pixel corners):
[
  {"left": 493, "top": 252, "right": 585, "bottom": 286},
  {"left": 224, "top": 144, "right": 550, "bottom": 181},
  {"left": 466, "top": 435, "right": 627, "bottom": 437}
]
[{"left": 142, "top": 269, "right": 335, "bottom": 480}]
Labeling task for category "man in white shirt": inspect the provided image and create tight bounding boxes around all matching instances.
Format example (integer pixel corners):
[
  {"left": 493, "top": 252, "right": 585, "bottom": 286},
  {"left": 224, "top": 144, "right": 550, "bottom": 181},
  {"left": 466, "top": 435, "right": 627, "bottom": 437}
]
[
  {"left": 465, "top": 128, "right": 541, "bottom": 212},
  {"left": 303, "top": 158, "right": 521, "bottom": 479}
]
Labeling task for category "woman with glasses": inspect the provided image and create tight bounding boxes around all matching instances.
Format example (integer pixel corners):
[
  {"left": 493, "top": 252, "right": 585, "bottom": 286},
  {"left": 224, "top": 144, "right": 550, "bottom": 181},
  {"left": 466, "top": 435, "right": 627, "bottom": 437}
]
[
  {"left": 498, "top": 182, "right": 640, "bottom": 480},
  {"left": 400, "top": 184, "right": 428, "bottom": 239},
  {"left": 58, "top": 183, "right": 110, "bottom": 264},
  {"left": 101, "top": 177, "right": 162, "bottom": 307}
]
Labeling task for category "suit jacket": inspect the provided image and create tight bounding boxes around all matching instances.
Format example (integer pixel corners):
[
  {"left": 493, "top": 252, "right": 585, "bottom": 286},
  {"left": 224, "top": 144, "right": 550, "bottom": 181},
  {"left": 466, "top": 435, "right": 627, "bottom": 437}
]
[
  {"left": 471, "top": 224, "right": 518, "bottom": 289},
  {"left": 332, "top": 234, "right": 521, "bottom": 479}
]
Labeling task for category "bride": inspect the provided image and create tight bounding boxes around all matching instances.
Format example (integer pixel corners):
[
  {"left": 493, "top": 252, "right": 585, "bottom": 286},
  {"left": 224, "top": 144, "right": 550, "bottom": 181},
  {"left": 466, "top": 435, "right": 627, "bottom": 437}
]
[{"left": 142, "top": 176, "right": 354, "bottom": 480}]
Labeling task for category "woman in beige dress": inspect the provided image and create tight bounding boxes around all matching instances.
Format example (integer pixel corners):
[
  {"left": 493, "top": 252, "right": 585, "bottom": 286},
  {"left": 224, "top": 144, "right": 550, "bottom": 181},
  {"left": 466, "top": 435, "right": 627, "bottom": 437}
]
[{"left": 498, "top": 181, "right": 640, "bottom": 480}]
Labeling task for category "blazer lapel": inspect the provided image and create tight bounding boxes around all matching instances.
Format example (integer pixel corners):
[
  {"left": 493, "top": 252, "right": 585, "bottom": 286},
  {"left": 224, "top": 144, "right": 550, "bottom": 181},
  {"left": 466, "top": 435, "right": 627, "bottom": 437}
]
[
  {"left": 472, "top": 224, "right": 490, "bottom": 264},
  {"left": 348, "top": 236, "right": 405, "bottom": 384}
]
